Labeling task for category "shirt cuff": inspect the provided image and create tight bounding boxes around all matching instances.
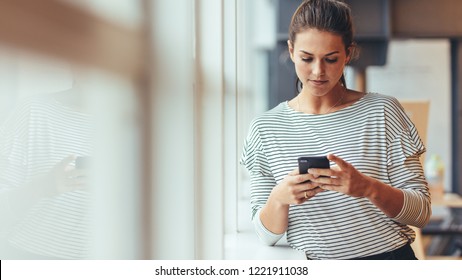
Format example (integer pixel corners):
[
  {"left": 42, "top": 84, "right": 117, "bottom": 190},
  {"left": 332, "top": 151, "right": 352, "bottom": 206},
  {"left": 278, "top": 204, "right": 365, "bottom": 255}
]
[
  {"left": 252, "top": 208, "right": 284, "bottom": 246},
  {"left": 393, "top": 189, "right": 431, "bottom": 228}
]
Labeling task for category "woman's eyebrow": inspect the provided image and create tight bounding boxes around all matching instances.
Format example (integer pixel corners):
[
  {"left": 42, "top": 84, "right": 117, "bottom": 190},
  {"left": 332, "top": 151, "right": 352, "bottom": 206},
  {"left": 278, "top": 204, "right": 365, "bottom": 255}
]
[{"left": 299, "top": 50, "right": 340, "bottom": 56}]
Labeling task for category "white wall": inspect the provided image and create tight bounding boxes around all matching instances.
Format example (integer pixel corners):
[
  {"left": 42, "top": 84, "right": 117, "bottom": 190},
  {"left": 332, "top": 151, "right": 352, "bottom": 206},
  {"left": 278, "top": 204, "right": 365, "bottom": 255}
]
[{"left": 367, "top": 39, "right": 452, "bottom": 191}]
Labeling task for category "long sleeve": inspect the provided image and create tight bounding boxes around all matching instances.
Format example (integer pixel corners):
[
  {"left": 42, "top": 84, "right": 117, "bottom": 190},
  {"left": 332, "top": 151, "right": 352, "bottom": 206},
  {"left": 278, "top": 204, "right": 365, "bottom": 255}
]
[
  {"left": 253, "top": 208, "right": 284, "bottom": 245},
  {"left": 240, "top": 119, "right": 284, "bottom": 245},
  {"left": 385, "top": 97, "right": 431, "bottom": 228},
  {"left": 389, "top": 156, "right": 431, "bottom": 228}
]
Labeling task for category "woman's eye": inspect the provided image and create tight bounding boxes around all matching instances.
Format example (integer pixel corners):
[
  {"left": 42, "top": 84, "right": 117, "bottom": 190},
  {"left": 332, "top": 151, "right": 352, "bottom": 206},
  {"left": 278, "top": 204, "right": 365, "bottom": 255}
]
[
  {"left": 301, "top": 57, "right": 313, "bottom": 63},
  {"left": 325, "top": 58, "right": 338, "bottom": 64}
]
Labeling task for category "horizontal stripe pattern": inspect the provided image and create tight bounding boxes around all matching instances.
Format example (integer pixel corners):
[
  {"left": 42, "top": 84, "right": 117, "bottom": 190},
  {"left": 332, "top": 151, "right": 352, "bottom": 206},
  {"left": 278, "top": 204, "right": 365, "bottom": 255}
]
[
  {"left": 240, "top": 93, "right": 431, "bottom": 259},
  {"left": 0, "top": 95, "right": 93, "bottom": 259}
]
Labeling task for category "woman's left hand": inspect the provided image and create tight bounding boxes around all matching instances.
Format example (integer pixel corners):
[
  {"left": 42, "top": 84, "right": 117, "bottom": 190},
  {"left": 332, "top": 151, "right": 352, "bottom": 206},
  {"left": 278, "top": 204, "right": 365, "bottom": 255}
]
[{"left": 308, "top": 154, "right": 373, "bottom": 198}]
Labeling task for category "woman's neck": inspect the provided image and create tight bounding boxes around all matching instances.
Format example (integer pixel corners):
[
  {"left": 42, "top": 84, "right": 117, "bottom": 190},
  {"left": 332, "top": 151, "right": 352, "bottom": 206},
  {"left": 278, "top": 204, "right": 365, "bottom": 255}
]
[{"left": 296, "top": 84, "right": 346, "bottom": 114}]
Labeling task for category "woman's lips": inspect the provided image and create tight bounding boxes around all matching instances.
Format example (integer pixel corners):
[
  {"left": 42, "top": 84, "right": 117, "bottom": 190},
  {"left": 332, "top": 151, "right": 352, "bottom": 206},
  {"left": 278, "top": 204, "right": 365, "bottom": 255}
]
[{"left": 309, "top": 80, "right": 328, "bottom": 86}]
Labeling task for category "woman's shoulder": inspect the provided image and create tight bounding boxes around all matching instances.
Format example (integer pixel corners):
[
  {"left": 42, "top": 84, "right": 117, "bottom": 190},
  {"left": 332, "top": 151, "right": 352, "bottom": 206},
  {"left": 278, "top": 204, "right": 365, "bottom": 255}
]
[
  {"left": 363, "top": 93, "right": 414, "bottom": 127},
  {"left": 244, "top": 102, "right": 292, "bottom": 139},
  {"left": 336, "top": 90, "right": 399, "bottom": 113},
  {"left": 251, "top": 102, "right": 290, "bottom": 124},
  {"left": 348, "top": 92, "right": 403, "bottom": 112},
  {"left": 363, "top": 92, "right": 401, "bottom": 105}
]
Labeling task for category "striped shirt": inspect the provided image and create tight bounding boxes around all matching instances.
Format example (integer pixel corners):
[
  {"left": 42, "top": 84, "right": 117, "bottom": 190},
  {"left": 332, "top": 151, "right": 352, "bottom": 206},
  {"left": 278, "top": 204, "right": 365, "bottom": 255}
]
[
  {"left": 240, "top": 93, "right": 431, "bottom": 259},
  {"left": 0, "top": 94, "right": 93, "bottom": 259}
]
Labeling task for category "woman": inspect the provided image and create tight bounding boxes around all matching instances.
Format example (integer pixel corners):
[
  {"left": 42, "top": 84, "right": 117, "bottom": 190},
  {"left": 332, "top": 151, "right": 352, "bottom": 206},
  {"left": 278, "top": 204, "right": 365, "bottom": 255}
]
[{"left": 240, "top": 0, "right": 431, "bottom": 260}]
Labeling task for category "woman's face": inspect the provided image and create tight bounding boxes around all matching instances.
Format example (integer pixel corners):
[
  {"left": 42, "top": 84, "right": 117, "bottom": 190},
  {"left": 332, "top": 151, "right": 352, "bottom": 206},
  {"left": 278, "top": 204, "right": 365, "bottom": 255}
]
[{"left": 288, "top": 28, "right": 350, "bottom": 97}]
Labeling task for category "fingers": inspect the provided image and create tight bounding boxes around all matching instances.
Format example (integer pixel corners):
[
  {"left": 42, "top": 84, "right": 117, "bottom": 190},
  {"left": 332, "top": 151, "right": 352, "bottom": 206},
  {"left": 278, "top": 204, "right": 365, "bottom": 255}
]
[
  {"left": 318, "top": 184, "right": 335, "bottom": 192},
  {"left": 284, "top": 166, "right": 332, "bottom": 204},
  {"left": 291, "top": 174, "right": 327, "bottom": 192},
  {"left": 308, "top": 168, "right": 332, "bottom": 177},
  {"left": 293, "top": 173, "right": 316, "bottom": 184},
  {"left": 308, "top": 154, "right": 347, "bottom": 177},
  {"left": 327, "top": 153, "right": 349, "bottom": 170},
  {"left": 298, "top": 180, "right": 323, "bottom": 190},
  {"left": 310, "top": 176, "right": 339, "bottom": 187},
  {"left": 288, "top": 167, "right": 317, "bottom": 184},
  {"left": 288, "top": 167, "right": 299, "bottom": 176},
  {"left": 281, "top": 175, "right": 324, "bottom": 205},
  {"left": 304, "top": 186, "right": 325, "bottom": 196},
  {"left": 285, "top": 155, "right": 353, "bottom": 201},
  {"left": 295, "top": 187, "right": 325, "bottom": 204}
]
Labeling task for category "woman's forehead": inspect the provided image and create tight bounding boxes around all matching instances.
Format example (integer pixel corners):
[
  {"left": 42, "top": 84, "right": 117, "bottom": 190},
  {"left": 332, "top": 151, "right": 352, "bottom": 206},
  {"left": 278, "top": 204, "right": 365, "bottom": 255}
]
[{"left": 293, "top": 28, "right": 345, "bottom": 53}]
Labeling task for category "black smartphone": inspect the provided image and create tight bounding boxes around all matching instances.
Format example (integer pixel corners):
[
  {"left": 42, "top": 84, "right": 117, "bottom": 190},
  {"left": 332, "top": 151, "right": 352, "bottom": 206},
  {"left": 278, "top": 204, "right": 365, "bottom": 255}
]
[{"left": 298, "top": 156, "right": 330, "bottom": 174}]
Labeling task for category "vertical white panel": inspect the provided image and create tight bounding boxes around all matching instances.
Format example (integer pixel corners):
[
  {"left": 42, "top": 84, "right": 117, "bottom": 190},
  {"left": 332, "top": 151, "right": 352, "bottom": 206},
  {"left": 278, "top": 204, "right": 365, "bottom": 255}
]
[
  {"left": 194, "top": 0, "right": 225, "bottom": 259},
  {"left": 236, "top": 0, "right": 271, "bottom": 232},
  {"left": 86, "top": 72, "right": 142, "bottom": 259},
  {"left": 223, "top": 0, "right": 238, "bottom": 235},
  {"left": 149, "top": 0, "right": 196, "bottom": 259}
]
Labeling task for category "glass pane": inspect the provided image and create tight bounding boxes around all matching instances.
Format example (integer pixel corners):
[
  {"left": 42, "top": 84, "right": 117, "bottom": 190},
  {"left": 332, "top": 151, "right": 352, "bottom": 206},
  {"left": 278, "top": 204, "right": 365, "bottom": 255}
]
[{"left": 0, "top": 48, "right": 142, "bottom": 259}]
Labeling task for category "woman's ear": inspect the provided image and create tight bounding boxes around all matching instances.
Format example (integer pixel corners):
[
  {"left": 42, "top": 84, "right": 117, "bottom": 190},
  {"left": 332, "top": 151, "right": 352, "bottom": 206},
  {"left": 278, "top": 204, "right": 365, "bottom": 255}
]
[
  {"left": 345, "top": 45, "right": 356, "bottom": 64},
  {"left": 287, "top": 40, "right": 295, "bottom": 62}
]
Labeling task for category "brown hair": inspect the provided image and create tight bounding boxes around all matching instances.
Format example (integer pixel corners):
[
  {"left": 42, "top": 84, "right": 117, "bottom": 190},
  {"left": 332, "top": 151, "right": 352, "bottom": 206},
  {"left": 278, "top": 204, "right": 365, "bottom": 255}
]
[{"left": 289, "top": 0, "right": 357, "bottom": 90}]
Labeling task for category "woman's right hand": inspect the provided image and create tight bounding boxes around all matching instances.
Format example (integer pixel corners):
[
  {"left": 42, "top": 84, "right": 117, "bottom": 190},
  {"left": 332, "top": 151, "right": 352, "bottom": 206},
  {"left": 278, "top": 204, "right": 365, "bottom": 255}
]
[
  {"left": 270, "top": 167, "right": 325, "bottom": 206},
  {"left": 259, "top": 167, "right": 325, "bottom": 234}
]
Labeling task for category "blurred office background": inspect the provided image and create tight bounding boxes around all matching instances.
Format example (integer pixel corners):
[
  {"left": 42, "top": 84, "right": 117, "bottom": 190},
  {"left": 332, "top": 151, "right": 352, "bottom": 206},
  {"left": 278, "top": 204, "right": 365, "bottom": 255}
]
[{"left": 0, "top": 0, "right": 461, "bottom": 260}]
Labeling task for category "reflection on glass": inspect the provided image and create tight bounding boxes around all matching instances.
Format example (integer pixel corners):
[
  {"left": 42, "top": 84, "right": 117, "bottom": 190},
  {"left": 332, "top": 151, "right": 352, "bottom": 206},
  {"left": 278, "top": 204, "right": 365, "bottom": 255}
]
[{"left": 0, "top": 69, "right": 94, "bottom": 259}]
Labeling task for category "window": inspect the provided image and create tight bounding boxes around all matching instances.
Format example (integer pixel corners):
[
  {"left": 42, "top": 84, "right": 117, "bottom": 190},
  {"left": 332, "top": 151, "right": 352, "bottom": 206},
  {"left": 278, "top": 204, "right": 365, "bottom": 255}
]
[{"left": 0, "top": 0, "right": 145, "bottom": 259}]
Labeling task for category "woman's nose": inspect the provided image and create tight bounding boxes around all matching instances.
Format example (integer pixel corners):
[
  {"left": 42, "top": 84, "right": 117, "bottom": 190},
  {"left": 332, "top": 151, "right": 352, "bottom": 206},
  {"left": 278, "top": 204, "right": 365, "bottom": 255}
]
[{"left": 311, "top": 61, "right": 325, "bottom": 78}]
